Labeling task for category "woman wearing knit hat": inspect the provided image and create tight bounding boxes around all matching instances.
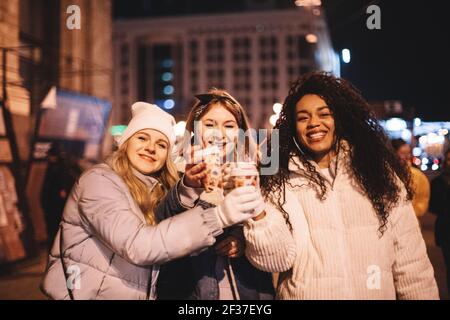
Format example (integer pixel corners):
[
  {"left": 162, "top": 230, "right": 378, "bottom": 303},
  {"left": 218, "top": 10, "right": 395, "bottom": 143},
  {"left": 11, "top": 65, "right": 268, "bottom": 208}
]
[
  {"left": 244, "top": 72, "right": 439, "bottom": 299},
  {"left": 41, "top": 102, "right": 265, "bottom": 300}
]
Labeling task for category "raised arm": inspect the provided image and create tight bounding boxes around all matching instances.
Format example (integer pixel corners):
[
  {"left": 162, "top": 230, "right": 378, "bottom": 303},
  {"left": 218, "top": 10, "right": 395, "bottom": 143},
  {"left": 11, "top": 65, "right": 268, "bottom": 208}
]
[
  {"left": 244, "top": 200, "right": 297, "bottom": 273},
  {"left": 78, "top": 170, "right": 222, "bottom": 266}
]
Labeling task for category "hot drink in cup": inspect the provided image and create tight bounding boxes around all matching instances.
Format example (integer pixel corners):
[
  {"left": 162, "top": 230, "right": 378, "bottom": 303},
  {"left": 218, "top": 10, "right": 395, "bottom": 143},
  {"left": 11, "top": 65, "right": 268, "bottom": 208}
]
[
  {"left": 231, "top": 162, "right": 259, "bottom": 189},
  {"left": 200, "top": 145, "right": 222, "bottom": 192}
]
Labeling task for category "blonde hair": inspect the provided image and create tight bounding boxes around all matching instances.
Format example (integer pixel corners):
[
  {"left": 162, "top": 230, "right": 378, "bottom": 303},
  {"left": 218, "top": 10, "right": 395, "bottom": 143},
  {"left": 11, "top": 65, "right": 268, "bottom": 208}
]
[{"left": 107, "top": 138, "right": 179, "bottom": 225}]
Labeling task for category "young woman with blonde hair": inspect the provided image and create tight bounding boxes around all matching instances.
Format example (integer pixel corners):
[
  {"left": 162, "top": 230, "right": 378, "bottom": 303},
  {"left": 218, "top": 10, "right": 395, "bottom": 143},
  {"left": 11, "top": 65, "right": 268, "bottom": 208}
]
[{"left": 41, "top": 102, "right": 263, "bottom": 299}]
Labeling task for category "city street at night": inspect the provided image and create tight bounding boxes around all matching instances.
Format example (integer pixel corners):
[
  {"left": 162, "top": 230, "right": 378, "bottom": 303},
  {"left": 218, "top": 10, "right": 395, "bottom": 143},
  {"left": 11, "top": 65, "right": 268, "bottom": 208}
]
[{"left": 1, "top": 0, "right": 449, "bottom": 302}]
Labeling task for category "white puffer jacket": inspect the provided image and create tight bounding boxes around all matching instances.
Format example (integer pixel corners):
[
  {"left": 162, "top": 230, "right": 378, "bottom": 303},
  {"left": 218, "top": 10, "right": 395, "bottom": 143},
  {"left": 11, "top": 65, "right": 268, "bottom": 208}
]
[{"left": 41, "top": 164, "right": 222, "bottom": 300}]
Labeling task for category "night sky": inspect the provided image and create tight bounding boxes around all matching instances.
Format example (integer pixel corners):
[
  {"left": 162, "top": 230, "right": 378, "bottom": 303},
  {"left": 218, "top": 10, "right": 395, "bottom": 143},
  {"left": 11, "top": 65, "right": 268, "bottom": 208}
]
[
  {"left": 114, "top": 0, "right": 450, "bottom": 120},
  {"left": 322, "top": 0, "right": 450, "bottom": 121}
]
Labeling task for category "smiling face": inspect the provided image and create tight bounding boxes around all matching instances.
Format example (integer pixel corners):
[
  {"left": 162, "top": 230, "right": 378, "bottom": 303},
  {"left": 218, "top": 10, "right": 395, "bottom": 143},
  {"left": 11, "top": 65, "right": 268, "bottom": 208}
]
[
  {"left": 126, "top": 129, "right": 169, "bottom": 175},
  {"left": 295, "top": 94, "right": 336, "bottom": 166},
  {"left": 198, "top": 104, "right": 239, "bottom": 159}
]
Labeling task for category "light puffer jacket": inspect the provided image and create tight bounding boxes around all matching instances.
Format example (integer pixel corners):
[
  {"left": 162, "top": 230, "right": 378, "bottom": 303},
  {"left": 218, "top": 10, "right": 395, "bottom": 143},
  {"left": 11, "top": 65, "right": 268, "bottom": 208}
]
[
  {"left": 41, "top": 164, "right": 223, "bottom": 300},
  {"left": 244, "top": 142, "right": 439, "bottom": 300}
]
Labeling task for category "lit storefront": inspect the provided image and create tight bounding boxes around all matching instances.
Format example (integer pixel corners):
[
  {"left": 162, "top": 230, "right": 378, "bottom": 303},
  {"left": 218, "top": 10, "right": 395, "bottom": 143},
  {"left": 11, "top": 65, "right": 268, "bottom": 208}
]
[{"left": 380, "top": 118, "right": 450, "bottom": 172}]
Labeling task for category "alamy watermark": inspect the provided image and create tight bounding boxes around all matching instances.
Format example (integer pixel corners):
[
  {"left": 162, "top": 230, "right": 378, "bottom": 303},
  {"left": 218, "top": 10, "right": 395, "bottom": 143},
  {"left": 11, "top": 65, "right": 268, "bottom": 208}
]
[
  {"left": 66, "top": 5, "right": 81, "bottom": 30},
  {"left": 366, "top": 264, "right": 381, "bottom": 290},
  {"left": 366, "top": 4, "right": 381, "bottom": 30},
  {"left": 66, "top": 264, "right": 81, "bottom": 290}
]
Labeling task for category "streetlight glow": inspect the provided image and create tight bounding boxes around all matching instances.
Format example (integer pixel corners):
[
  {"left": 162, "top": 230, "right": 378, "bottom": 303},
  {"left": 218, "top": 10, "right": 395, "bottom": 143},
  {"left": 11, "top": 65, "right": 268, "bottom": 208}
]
[
  {"left": 269, "top": 114, "right": 279, "bottom": 126},
  {"left": 273, "top": 103, "right": 283, "bottom": 114},
  {"left": 342, "top": 48, "right": 351, "bottom": 63},
  {"left": 306, "top": 33, "right": 318, "bottom": 43}
]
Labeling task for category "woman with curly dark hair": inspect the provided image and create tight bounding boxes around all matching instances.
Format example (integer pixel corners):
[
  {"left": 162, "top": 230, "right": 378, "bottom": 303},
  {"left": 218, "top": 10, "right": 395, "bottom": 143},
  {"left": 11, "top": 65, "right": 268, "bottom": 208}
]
[{"left": 244, "top": 72, "right": 439, "bottom": 299}]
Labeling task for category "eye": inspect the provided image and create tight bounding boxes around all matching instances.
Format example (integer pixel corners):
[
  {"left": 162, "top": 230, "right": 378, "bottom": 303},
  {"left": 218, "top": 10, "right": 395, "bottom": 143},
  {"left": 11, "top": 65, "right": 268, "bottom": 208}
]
[
  {"left": 204, "top": 123, "right": 214, "bottom": 128},
  {"left": 297, "top": 116, "right": 308, "bottom": 122},
  {"left": 225, "top": 124, "right": 236, "bottom": 129},
  {"left": 138, "top": 136, "right": 146, "bottom": 141},
  {"left": 158, "top": 143, "right": 167, "bottom": 149}
]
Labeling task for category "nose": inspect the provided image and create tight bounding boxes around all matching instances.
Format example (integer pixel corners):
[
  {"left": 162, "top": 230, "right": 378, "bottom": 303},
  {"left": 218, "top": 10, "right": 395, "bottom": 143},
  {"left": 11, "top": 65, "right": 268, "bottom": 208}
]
[
  {"left": 144, "top": 141, "right": 156, "bottom": 153},
  {"left": 307, "top": 114, "right": 320, "bottom": 129},
  {"left": 219, "top": 127, "right": 228, "bottom": 141},
  {"left": 209, "top": 128, "right": 224, "bottom": 143}
]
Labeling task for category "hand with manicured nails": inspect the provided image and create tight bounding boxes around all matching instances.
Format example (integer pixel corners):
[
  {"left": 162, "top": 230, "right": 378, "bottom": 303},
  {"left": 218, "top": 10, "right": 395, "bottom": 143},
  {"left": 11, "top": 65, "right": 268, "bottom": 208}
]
[{"left": 215, "top": 186, "right": 265, "bottom": 228}]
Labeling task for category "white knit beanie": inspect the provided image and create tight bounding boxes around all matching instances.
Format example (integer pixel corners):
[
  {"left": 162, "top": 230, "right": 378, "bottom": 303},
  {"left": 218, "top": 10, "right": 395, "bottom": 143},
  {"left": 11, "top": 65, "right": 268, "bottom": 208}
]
[{"left": 117, "top": 102, "right": 176, "bottom": 148}]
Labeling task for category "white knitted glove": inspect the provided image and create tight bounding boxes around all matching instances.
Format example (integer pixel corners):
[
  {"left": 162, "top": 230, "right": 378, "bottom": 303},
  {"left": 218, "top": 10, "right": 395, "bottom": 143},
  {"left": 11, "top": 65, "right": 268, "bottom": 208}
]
[{"left": 215, "top": 186, "right": 265, "bottom": 228}]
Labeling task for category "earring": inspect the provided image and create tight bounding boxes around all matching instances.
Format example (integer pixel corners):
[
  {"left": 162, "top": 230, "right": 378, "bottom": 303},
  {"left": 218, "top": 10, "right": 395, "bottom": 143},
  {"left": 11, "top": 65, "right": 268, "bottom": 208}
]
[{"left": 292, "top": 136, "right": 305, "bottom": 156}]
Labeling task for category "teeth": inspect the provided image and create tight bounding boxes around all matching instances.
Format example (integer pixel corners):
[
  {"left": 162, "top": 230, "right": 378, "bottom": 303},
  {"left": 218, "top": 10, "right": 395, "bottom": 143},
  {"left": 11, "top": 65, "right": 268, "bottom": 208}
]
[{"left": 308, "top": 132, "right": 326, "bottom": 139}]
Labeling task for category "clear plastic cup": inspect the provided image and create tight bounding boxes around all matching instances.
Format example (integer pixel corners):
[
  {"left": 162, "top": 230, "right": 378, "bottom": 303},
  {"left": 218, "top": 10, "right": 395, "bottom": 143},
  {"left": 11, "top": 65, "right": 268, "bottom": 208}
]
[
  {"left": 201, "top": 145, "right": 222, "bottom": 192},
  {"left": 231, "top": 162, "right": 259, "bottom": 189}
]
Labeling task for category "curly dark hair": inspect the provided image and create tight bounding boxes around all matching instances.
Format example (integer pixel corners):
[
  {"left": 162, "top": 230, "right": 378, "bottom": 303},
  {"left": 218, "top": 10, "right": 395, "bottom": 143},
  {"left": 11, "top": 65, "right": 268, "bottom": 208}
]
[{"left": 261, "top": 72, "right": 413, "bottom": 235}]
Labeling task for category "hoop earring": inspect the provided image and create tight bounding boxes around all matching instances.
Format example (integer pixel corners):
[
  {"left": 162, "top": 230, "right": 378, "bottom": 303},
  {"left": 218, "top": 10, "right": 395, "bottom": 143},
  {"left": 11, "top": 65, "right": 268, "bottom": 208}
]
[{"left": 292, "top": 136, "right": 305, "bottom": 156}]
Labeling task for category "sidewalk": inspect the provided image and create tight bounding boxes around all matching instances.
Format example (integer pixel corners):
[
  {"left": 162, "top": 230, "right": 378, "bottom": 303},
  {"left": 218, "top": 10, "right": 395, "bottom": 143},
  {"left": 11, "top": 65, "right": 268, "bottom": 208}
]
[
  {"left": 419, "top": 212, "right": 449, "bottom": 299},
  {"left": 0, "top": 246, "right": 48, "bottom": 300}
]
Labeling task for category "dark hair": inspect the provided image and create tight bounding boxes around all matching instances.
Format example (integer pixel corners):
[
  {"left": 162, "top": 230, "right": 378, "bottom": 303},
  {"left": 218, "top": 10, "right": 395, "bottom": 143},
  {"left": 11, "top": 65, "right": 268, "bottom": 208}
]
[
  {"left": 391, "top": 138, "right": 408, "bottom": 151},
  {"left": 261, "top": 72, "right": 413, "bottom": 235}
]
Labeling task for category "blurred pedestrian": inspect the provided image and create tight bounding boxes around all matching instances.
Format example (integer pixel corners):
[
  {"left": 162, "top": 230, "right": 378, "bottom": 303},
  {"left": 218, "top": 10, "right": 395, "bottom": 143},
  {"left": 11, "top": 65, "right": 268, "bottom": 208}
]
[
  {"left": 429, "top": 148, "right": 450, "bottom": 295},
  {"left": 40, "top": 144, "right": 82, "bottom": 249},
  {"left": 391, "top": 138, "right": 430, "bottom": 219}
]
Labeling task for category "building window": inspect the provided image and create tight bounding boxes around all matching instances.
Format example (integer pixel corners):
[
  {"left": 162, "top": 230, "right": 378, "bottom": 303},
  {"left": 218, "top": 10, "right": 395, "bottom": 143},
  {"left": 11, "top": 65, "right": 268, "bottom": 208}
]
[
  {"left": 261, "top": 97, "right": 267, "bottom": 106},
  {"left": 287, "top": 35, "right": 294, "bottom": 46},
  {"left": 205, "top": 38, "right": 225, "bottom": 87},
  {"left": 288, "top": 66, "right": 294, "bottom": 75},
  {"left": 120, "top": 44, "right": 129, "bottom": 66},
  {"left": 189, "top": 40, "right": 199, "bottom": 65},
  {"left": 151, "top": 45, "right": 176, "bottom": 110},
  {"left": 271, "top": 67, "right": 278, "bottom": 76},
  {"left": 121, "top": 103, "right": 129, "bottom": 123},
  {"left": 189, "top": 40, "right": 198, "bottom": 50}
]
